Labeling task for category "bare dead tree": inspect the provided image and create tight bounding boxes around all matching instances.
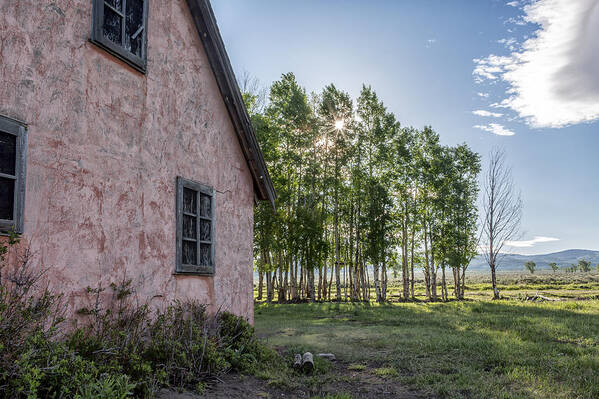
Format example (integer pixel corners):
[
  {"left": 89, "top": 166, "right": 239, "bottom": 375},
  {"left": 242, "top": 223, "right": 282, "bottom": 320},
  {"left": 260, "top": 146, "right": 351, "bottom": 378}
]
[
  {"left": 238, "top": 70, "right": 268, "bottom": 115},
  {"left": 481, "top": 148, "right": 522, "bottom": 299}
]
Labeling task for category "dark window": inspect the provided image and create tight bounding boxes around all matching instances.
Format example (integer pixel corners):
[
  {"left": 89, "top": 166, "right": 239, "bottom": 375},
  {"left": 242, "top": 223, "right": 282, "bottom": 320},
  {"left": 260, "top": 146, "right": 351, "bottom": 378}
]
[
  {"left": 0, "top": 115, "right": 27, "bottom": 234},
  {"left": 176, "top": 177, "right": 215, "bottom": 275},
  {"left": 91, "top": 0, "right": 149, "bottom": 73}
]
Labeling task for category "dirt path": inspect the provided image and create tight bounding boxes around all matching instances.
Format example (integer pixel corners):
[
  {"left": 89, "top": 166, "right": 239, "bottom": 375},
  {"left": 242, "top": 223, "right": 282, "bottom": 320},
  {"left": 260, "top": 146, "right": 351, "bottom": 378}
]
[{"left": 159, "top": 361, "right": 430, "bottom": 399}]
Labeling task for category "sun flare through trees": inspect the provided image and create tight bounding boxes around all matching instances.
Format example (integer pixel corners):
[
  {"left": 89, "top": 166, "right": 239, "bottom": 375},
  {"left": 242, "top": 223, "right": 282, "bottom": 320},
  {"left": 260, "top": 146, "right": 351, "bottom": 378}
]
[{"left": 247, "top": 73, "right": 481, "bottom": 303}]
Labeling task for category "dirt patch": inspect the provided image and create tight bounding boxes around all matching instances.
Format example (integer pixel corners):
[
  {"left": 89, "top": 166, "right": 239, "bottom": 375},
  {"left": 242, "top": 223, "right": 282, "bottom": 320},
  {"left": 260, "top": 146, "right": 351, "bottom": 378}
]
[
  {"left": 159, "top": 374, "right": 288, "bottom": 399},
  {"left": 159, "top": 361, "right": 430, "bottom": 399},
  {"left": 316, "top": 361, "right": 425, "bottom": 398}
]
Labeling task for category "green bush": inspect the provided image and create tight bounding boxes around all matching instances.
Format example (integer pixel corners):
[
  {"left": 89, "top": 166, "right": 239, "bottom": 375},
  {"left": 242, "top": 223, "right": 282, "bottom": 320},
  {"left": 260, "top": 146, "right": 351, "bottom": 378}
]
[
  {"left": 75, "top": 374, "right": 136, "bottom": 399},
  {"left": 0, "top": 235, "right": 282, "bottom": 398}
]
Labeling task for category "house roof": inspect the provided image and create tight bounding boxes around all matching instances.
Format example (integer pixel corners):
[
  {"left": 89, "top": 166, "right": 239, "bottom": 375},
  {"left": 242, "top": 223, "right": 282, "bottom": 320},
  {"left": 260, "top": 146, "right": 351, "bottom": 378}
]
[{"left": 186, "top": 0, "right": 276, "bottom": 208}]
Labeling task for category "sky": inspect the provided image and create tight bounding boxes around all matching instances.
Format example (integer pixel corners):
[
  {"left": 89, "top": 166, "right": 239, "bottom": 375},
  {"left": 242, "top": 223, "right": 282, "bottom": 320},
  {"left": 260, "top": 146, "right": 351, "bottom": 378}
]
[{"left": 211, "top": 0, "right": 599, "bottom": 255}]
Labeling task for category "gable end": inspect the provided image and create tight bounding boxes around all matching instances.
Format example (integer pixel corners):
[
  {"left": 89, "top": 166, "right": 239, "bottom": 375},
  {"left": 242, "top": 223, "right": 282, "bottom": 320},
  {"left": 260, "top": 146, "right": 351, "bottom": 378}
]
[{"left": 185, "top": 0, "right": 275, "bottom": 208}]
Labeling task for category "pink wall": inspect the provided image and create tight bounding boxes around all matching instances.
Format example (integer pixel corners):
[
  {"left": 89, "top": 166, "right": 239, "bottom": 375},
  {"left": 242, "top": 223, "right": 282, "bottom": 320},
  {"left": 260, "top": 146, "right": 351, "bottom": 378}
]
[{"left": 0, "top": 1, "right": 255, "bottom": 323}]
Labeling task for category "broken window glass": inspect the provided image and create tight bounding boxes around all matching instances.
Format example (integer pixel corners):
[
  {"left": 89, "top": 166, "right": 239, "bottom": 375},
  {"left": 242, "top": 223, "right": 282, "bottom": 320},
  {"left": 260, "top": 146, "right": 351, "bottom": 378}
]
[
  {"left": 92, "top": 0, "right": 147, "bottom": 71},
  {"left": 103, "top": 4, "right": 122, "bottom": 45},
  {"left": 105, "top": 0, "right": 122, "bottom": 10},
  {"left": 125, "top": 0, "right": 144, "bottom": 57}
]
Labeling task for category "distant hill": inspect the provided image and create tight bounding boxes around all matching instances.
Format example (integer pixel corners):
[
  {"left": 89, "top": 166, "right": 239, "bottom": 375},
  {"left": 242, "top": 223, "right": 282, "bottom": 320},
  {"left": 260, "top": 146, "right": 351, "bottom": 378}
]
[{"left": 468, "top": 249, "right": 599, "bottom": 272}]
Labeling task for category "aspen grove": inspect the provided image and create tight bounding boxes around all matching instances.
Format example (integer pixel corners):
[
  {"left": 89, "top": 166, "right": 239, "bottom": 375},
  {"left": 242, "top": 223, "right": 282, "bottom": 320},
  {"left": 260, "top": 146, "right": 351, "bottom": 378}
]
[{"left": 248, "top": 73, "right": 481, "bottom": 303}]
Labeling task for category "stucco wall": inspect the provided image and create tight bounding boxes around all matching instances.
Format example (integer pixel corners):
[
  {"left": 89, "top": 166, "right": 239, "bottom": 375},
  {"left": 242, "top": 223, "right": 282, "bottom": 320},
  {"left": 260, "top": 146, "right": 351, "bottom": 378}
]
[{"left": 0, "top": 0, "right": 255, "bottom": 323}]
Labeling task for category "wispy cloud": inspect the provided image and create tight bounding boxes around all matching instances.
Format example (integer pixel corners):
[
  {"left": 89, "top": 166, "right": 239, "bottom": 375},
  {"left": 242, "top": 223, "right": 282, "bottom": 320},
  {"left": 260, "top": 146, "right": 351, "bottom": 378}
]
[
  {"left": 477, "top": 92, "right": 490, "bottom": 98},
  {"left": 473, "top": 123, "right": 515, "bottom": 136},
  {"left": 506, "top": 1, "right": 520, "bottom": 7},
  {"left": 497, "top": 37, "right": 518, "bottom": 51},
  {"left": 505, "top": 236, "right": 560, "bottom": 248},
  {"left": 473, "top": 109, "right": 503, "bottom": 117},
  {"left": 504, "top": 16, "right": 528, "bottom": 26},
  {"left": 474, "top": 0, "right": 599, "bottom": 128},
  {"left": 473, "top": 55, "right": 512, "bottom": 82}
]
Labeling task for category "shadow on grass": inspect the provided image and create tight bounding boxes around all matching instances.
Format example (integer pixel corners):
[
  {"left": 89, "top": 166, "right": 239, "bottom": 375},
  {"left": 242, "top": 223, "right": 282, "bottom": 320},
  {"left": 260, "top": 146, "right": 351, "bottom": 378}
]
[{"left": 255, "top": 300, "right": 599, "bottom": 399}]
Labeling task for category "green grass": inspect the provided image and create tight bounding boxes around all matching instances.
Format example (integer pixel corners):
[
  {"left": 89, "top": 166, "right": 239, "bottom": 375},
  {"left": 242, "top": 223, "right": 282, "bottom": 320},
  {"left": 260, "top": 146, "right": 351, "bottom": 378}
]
[
  {"left": 373, "top": 366, "right": 399, "bottom": 378},
  {"left": 347, "top": 363, "right": 366, "bottom": 371},
  {"left": 254, "top": 299, "right": 599, "bottom": 398}
]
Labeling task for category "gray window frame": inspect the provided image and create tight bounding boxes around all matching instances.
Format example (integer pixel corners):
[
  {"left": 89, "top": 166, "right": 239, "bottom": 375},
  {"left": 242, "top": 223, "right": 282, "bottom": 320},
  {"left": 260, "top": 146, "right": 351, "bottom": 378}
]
[
  {"left": 0, "top": 115, "right": 27, "bottom": 235},
  {"left": 175, "top": 176, "right": 215, "bottom": 275},
  {"left": 91, "top": 0, "right": 149, "bottom": 73}
]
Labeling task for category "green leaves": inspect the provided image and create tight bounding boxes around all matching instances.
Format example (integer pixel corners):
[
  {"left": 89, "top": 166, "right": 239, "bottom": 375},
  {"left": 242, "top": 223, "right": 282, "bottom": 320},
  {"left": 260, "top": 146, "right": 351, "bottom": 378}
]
[{"left": 246, "top": 74, "right": 481, "bottom": 302}]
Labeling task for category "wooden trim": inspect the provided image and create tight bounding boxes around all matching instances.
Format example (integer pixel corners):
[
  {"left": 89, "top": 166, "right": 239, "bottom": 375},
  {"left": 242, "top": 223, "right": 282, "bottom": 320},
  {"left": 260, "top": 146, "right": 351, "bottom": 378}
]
[
  {"left": 0, "top": 115, "right": 26, "bottom": 234},
  {"left": 175, "top": 176, "right": 215, "bottom": 276}
]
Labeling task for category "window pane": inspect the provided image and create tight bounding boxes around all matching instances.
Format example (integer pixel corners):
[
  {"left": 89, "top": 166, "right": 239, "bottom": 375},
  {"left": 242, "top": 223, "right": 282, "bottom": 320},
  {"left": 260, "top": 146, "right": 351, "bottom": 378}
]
[
  {"left": 103, "top": 5, "right": 122, "bottom": 45},
  {"left": 105, "top": 0, "right": 122, "bottom": 11},
  {"left": 200, "top": 244, "right": 211, "bottom": 266},
  {"left": 125, "top": 0, "right": 144, "bottom": 57},
  {"left": 183, "top": 188, "right": 196, "bottom": 214},
  {"left": 200, "top": 219, "right": 211, "bottom": 242},
  {"left": 182, "top": 240, "right": 197, "bottom": 265},
  {"left": 0, "top": 132, "right": 16, "bottom": 176},
  {"left": 0, "top": 177, "right": 15, "bottom": 220},
  {"left": 183, "top": 215, "right": 197, "bottom": 240},
  {"left": 200, "top": 193, "right": 211, "bottom": 217}
]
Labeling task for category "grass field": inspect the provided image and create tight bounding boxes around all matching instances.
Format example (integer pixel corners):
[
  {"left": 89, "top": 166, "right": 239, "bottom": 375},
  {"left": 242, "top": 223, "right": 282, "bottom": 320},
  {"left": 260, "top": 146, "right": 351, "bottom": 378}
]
[{"left": 253, "top": 273, "right": 599, "bottom": 398}]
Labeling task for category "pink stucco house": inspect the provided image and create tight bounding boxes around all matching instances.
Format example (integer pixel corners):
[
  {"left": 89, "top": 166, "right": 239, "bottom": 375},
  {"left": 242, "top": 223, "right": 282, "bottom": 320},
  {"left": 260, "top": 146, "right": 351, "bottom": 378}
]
[{"left": 0, "top": 0, "right": 274, "bottom": 323}]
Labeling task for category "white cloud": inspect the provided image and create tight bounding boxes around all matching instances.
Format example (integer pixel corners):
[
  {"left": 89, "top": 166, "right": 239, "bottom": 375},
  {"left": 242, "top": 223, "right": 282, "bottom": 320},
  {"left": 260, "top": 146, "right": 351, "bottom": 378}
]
[
  {"left": 507, "top": 1, "right": 520, "bottom": 7},
  {"left": 474, "top": 0, "right": 599, "bottom": 128},
  {"left": 473, "top": 123, "right": 515, "bottom": 136},
  {"left": 477, "top": 92, "right": 489, "bottom": 98},
  {"left": 426, "top": 38, "right": 437, "bottom": 48},
  {"left": 505, "top": 236, "right": 560, "bottom": 248},
  {"left": 473, "top": 109, "right": 503, "bottom": 117},
  {"left": 472, "top": 55, "right": 512, "bottom": 81},
  {"left": 505, "top": 16, "right": 528, "bottom": 25},
  {"left": 497, "top": 37, "right": 518, "bottom": 51}
]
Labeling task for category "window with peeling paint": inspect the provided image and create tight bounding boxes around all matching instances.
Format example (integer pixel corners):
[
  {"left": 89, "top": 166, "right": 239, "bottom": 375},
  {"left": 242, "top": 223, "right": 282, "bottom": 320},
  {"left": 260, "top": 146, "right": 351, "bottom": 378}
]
[
  {"left": 91, "top": 0, "right": 149, "bottom": 73},
  {"left": 0, "top": 115, "right": 27, "bottom": 234},
  {"left": 176, "top": 177, "right": 215, "bottom": 275}
]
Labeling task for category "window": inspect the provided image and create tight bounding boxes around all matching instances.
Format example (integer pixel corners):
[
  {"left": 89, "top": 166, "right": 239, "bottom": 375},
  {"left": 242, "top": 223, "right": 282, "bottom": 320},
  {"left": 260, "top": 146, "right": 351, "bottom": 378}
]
[
  {"left": 0, "top": 115, "right": 27, "bottom": 234},
  {"left": 91, "top": 0, "right": 149, "bottom": 73},
  {"left": 176, "top": 177, "right": 215, "bottom": 275}
]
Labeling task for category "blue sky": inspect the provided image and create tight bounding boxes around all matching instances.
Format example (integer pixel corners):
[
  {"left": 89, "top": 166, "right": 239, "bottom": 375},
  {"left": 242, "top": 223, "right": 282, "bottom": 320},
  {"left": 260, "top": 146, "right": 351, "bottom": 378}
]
[{"left": 211, "top": 0, "right": 599, "bottom": 255}]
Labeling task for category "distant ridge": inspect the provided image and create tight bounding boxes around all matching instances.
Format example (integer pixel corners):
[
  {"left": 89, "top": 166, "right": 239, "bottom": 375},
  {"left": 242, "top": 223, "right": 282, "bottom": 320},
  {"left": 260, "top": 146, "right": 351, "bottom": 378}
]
[{"left": 468, "top": 249, "right": 599, "bottom": 272}]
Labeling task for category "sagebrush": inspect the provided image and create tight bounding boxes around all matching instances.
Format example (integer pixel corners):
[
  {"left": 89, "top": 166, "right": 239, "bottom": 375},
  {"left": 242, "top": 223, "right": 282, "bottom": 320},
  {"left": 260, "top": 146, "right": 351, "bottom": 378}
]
[{"left": 0, "top": 235, "right": 279, "bottom": 398}]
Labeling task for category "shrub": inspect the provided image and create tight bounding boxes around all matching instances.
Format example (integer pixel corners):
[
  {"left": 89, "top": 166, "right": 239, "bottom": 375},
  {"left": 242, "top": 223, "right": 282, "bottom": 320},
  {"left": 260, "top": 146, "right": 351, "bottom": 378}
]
[
  {"left": 71, "top": 280, "right": 280, "bottom": 397},
  {"left": 75, "top": 374, "right": 136, "bottom": 399},
  {"left": 0, "top": 235, "right": 282, "bottom": 398},
  {"left": 0, "top": 234, "right": 84, "bottom": 398}
]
